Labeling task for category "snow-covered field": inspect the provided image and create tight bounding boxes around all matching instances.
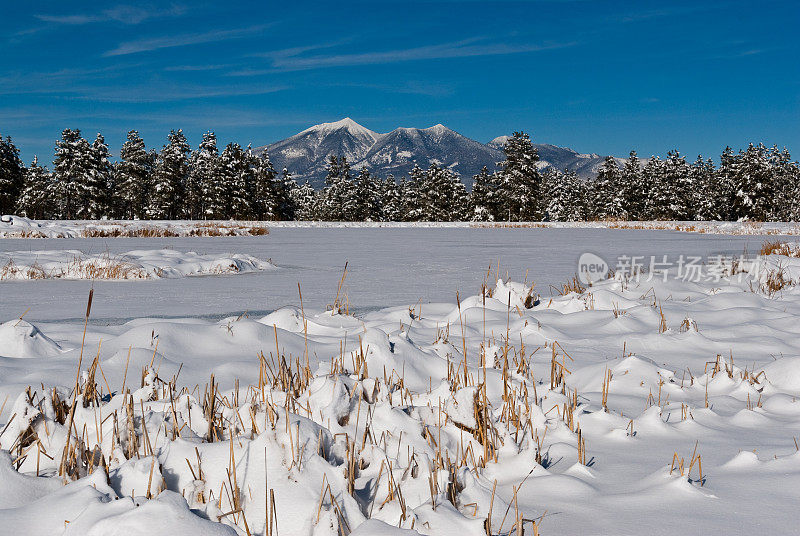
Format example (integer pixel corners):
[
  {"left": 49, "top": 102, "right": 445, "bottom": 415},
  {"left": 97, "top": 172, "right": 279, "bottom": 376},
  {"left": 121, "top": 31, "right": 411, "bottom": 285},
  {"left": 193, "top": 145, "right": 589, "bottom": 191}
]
[{"left": 1, "top": 224, "right": 799, "bottom": 535}]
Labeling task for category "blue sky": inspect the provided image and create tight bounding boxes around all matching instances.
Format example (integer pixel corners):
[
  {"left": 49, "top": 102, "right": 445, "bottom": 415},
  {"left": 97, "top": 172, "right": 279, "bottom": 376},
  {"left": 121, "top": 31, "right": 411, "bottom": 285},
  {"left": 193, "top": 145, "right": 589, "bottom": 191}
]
[{"left": 1, "top": 1, "right": 798, "bottom": 165}]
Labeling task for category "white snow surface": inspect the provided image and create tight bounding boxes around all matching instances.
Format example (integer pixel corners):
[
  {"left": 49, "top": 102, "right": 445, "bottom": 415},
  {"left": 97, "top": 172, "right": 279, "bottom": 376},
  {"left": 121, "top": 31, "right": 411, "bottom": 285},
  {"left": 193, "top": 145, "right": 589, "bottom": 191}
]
[
  {"left": 0, "top": 249, "right": 275, "bottom": 280},
  {"left": 0, "top": 229, "right": 799, "bottom": 534}
]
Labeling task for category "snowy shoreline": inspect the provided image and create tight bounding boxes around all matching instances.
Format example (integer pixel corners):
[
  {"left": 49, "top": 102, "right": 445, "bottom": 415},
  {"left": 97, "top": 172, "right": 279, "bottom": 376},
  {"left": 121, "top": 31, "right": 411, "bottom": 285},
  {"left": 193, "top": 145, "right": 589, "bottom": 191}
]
[{"left": 3, "top": 214, "right": 800, "bottom": 238}]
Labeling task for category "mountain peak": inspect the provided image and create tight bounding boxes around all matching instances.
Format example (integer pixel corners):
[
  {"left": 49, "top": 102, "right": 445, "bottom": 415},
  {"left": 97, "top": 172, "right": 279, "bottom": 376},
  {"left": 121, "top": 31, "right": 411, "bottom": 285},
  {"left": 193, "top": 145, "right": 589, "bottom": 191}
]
[
  {"left": 302, "top": 117, "right": 378, "bottom": 139},
  {"left": 425, "top": 124, "right": 450, "bottom": 135},
  {"left": 488, "top": 135, "right": 510, "bottom": 149}
]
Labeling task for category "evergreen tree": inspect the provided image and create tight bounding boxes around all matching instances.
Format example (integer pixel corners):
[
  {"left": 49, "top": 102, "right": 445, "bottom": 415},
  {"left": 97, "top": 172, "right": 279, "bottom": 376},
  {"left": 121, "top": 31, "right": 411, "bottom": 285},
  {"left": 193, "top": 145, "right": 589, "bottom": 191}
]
[
  {"left": 659, "top": 150, "right": 693, "bottom": 220},
  {"left": 219, "top": 142, "right": 251, "bottom": 219},
  {"left": 16, "top": 157, "right": 53, "bottom": 219},
  {"left": 292, "top": 179, "right": 317, "bottom": 220},
  {"left": 115, "top": 130, "right": 151, "bottom": 219},
  {"left": 688, "top": 155, "right": 715, "bottom": 221},
  {"left": 772, "top": 147, "right": 800, "bottom": 221},
  {"left": 273, "top": 164, "right": 298, "bottom": 221},
  {"left": 732, "top": 143, "right": 774, "bottom": 221},
  {"left": 495, "top": 132, "right": 541, "bottom": 221},
  {"left": 319, "top": 156, "right": 354, "bottom": 220},
  {"left": 620, "top": 151, "right": 645, "bottom": 219},
  {"left": 470, "top": 166, "right": 497, "bottom": 221},
  {"left": 590, "top": 156, "right": 626, "bottom": 220},
  {"left": 84, "top": 133, "right": 112, "bottom": 219},
  {"left": 0, "top": 135, "right": 24, "bottom": 215},
  {"left": 712, "top": 146, "right": 738, "bottom": 221},
  {"left": 379, "top": 175, "right": 402, "bottom": 222},
  {"left": 188, "top": 132, "right": 221, "bottom": 219},
  {"left": 148, "top": 130, "right": 190, "bottom": 219},
  {"left": 250, "top": 153, "right": 279, "bottom": 220},
  {"left": 415, "top": 163, "right": 468, "bottom": 221},
  {"left": 53, "top": 129, "right": 92, "bottom": 219},
  {"left": 543, "top": 170, "right": 583, "bottom": 221},
  {"left": 403, "top": 165, "right": 426, "bottom": 221},
  {"left": 352, "top": 167, "right": 380, "bottom": 221},
  {"left": 641, "top": 157, "right": 667, "bottom": 219}
]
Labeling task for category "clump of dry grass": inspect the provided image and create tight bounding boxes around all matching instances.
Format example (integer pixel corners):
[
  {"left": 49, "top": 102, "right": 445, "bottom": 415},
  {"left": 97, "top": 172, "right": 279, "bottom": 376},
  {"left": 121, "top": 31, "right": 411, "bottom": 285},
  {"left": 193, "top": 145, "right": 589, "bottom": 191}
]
[
  {"left": 759, "top": 240, "right": 800, "bottom": 257},
  {"left": 80, "top": 222, "right": 270, "bottom": 238},
  {"left": 0, "top": 253, "right": 148, "bottom": 281},
  {"left": 81, "top": 227, "right": 180, "bottom": 238},
  {"left": 1, "top": 260, "right": 48, "bottom": 280},
  {"left": 551, "top": 274, "right": 586, "bottom": 296},
  {"left": 670, "top": 442, "right": 704, "bottom": 486}
]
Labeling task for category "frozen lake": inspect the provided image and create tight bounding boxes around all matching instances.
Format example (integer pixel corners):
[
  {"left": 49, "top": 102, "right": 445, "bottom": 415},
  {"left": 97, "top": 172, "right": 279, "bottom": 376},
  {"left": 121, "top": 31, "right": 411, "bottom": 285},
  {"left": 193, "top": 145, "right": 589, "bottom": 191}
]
[{"left": 0, "top": 227, "right": 786, "bottom": 322}]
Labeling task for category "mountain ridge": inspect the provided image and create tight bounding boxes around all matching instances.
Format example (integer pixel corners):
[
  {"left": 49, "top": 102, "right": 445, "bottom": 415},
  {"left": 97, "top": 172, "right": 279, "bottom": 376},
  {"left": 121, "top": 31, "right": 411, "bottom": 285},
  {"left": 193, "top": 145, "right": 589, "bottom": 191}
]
[{"left": 253, "top": 118, "right": 621, "bottom": 188}]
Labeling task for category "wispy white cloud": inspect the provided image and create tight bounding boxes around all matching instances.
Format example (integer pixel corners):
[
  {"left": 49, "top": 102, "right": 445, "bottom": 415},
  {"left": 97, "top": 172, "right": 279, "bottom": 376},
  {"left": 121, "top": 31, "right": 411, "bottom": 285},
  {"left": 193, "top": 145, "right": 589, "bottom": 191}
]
[
  {"left": 163, "top": 64, "right": 234, "bottom": 72},
  {"left": 104, "top": 24, "right": 272, "bottom": 56},
  {"left": 234, "top": 37, "right": 576, "bottom": 74},
  {"left": 35, "top": 4, "right": 187, "bottom": 26}
]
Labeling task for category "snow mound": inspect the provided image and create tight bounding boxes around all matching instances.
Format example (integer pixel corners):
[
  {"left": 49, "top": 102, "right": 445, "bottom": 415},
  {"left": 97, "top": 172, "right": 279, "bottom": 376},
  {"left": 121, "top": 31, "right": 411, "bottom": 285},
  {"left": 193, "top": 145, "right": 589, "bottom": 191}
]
[
  {"left": 0, "top": 215, "right": 76, "bottom": 238},
  {"left": 0, "top": 249, "right": 276, "bottom": 280},
  {"left": 0, "top": 319, "right": 62, "bottom": 358}
]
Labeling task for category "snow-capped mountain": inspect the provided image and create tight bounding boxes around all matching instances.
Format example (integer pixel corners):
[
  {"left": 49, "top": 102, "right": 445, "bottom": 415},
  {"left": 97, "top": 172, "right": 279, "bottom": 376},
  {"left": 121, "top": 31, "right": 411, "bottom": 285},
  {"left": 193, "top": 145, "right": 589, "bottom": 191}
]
[
  {"left": 254, "top": 118, "right": 620, "bottom": 187},
  {"left": 361, "top": 124, "right": 501, "bottom": 181}
]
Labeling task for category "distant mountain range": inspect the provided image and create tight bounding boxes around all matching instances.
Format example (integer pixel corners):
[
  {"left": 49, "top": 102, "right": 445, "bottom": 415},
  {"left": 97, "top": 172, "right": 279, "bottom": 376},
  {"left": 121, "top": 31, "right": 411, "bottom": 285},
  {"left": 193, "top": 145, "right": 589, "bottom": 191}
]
[{"left": 253, "top": 118, "right": 623, "bottom": 188}]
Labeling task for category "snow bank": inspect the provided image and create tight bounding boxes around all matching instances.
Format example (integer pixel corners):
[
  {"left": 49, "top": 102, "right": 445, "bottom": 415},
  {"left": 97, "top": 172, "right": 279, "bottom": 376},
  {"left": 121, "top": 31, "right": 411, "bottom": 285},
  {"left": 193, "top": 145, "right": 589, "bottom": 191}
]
[
  {"left": 0, "top": 215, "right": 268, "bottom": 238},
  {"left": 0, "top": 249, "right": 275, "bottom": 280}
]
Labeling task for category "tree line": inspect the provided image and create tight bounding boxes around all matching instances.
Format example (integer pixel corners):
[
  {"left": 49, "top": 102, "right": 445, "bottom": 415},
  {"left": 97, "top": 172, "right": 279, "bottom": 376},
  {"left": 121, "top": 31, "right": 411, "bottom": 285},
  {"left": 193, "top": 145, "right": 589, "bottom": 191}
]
[{"left": 0, "top": 129, "right": 798, "bottom": 222}]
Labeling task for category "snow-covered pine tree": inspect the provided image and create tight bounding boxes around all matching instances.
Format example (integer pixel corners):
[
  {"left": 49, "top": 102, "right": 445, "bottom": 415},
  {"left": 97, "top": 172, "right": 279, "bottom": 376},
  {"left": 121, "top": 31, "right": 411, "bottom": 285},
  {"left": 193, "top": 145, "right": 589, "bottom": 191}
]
[
  {"left": 590, "top": 156, "right": 626, "bottom": 220},
  {"left": 188, "top": 132, "right": 221, "bottom": 219},
  {"left": 771, "top": 147, "right": 800, "bottom": 221},
  {"left": 115, "top": 130, "right": 151, "bottom": 219},
  {"left": 641, "top": 156, "right": 667, "bottom": 219},
  {"left": 732, "top": 143, "right": 774, "bottom": 221},
  {"left": 83, "top": 133, "right": 112, "bottom": 219},
  {"left": 352, "top": 167, "right": 380, "bottom": 221},
  {"left": 495, "top": 132, "right": 541, "bottom": 221},
  {"left": 442, "top": 167, "right": 469, "bottom": 221},
  {"left": 53, "top": 129, "right": 92, "bottom": 219},
  {"left": 620, "top": 151, "right": 645, "bottom": 219},
  {"left": 711, "top": 146, "right": 738, "bottom": 221},
  {"left": 292, "top": 178, "right": 317, "bottom": 220},
  {"left": 542, "top": 169, "right": 584, "bottom": 222},
  {"left": 274, "top": 163, "right": 299, "bottom": 221},
  {"left": 403, "top": 165, "right": 425, "bottom": 221},
  {"left": 659, "top": 150, "right": 693, "bottom": 220},
  {"left": 250, "top": 151, "right": 278, "bottom": 220},
  {"left": 16, "top": 157, "right": 53, "bottom": 219},
  {"left": 148, "top": 130, "right": 190, "bottom": 220},
  {"left": 220, "top": 142, "right": 252, "bottom": 219},
  {"left": 688, "top": 155, "right": 716, "bottom": 221},
  {"left": 0, "top": 135, "right": 24, "bottom": 215},
  {"left": 470, "top": 166, "right": 497, "bottom": 222},
  {"left": 379, "top": 176, "right": 402, "bottom": 222},
  {"left": 319, "top": 155, "right": 354, "bottom": 220},
  {"left": 414, "top": 163, "right": 468, "bottom": 221}
]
